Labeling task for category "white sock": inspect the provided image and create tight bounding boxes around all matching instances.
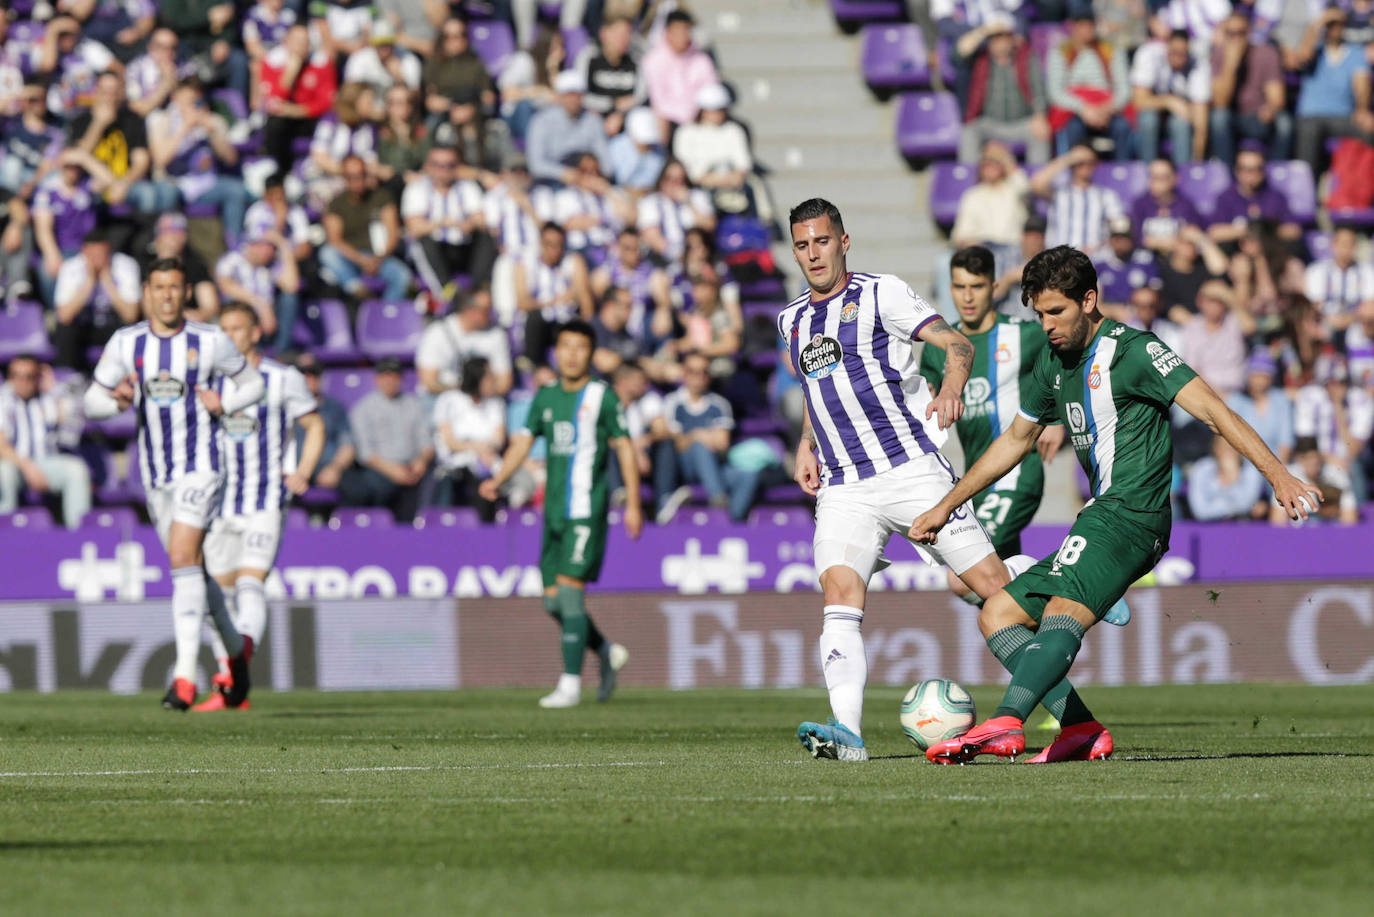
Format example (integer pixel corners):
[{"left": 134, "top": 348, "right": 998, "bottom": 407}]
[
  {"left": 1005, "top": 554, "right": 1036, "bottom": 579},
  {"left": 171, "top": 566, "right": 207, "bottom": 682},
  {"left": 820, "top": 604, "right": 867, "bottom": 736},
  {"left": 205, "top": 574, "right": 244, "bottom": 657},
  {"left": 207, "top": 586, "right": 235, "bottom": 672},
  {"left": 235, "top": 575, "right": 268, "bottom": 645},
  {"left": 555, "top": 673, "right": 581, "bottom": 694}
]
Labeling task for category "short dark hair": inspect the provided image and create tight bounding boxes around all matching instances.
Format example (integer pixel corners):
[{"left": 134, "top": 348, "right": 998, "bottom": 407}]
[
  {"left": 541, "top": 221, "right": 566, "bottom": 238},
  {"left": 613, "top": 362, "right": 646, "bottom": 384},
  {"left": 950, "top": 245, "right": 996, "bottom": 281},
  {"left": 219, "top": 300, "right": 260, "bottom": 326},
  {"left": 1020, "top": 245, "right": 1098, "bottom": 308},
  {"left": 144, "top": 257, "right": 187, "bottom": 280},
  {"left": 1169, "top": 29, "right": 1190, "bottom": 43},
  {"left": 83, "top": 226, "right": 111, "bottom": 247},
  {"left": 789, "top": 198, "right": 845, "bottom": 236},
  {"left": 460, "top": 356, "right": 489, "bottom": 397},
  {"left": 599, "top": 285, "right": 628, "bottom": 309},
  {"left": 264, "top": 173, "right": 286, "bottom": 192},
  {"left": 1293, "top": 436, "right": 1320, "bottom": 456},
  {"left": 666, "top": 9, "right": 694, "bottom": 26},
  {"left": 557, "top": 318, "right": 596, "bottom": 348}
]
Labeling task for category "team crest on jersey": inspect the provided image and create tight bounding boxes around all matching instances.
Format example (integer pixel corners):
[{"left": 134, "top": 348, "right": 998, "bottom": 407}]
[
  {"left": 964, "top": 377, "right": 991, "bottom": 405},
  {"left": 838, "top": 299, "right": 859, "bottom": 323},
  {"left": 1088, "top": 364, "right": 1102, "bottom": 390},
  {"left": 221, "top": 412, "right": 260, "bottom": 440},
  {"left": 994, "top": 343, "right": 1012, "bottom": 363},
  {"left": 800, "top": 334, "right": 843, "bottom": 379},
  {"left": 144, "top": 371, "right": 186, "bottom": 405},
  {"left": 551, "top": 420, "right": 576, "bottom": 456}
]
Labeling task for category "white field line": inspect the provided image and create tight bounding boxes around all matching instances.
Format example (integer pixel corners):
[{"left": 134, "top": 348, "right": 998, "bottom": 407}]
[{"left": 0, "top": 761, "right": 667, "bottom": 779}]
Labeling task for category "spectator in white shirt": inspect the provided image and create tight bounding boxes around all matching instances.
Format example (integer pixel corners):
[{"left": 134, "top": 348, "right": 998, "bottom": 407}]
[
  {"left": 0, "top": 355, "right": 90, "bottom": 529},
  {"left": 1131, "top": 29, "right": 1211, "bottom": 166},
  {"left": 672, "top": 83, "right": 753, "bottom": 196},
  {"left": 243, "top": 173, "right": 314, "bottom": 266},
  {"left": 416, "top": 288, "right": 513, "bottom": 396},
  {"left": 1304, "top": 227, "right": 1374, "bottom": 330},
  {"left": 433, "top": 356, "right": 509, "bottom": 522},
  {"left": 1295, "top": 354, "right": 1373, "bottom": 490},
  {"left": 53, "top": 228, "right": 141, "bottom": 370},
  {"left": 402, "top": 144, "right": 496, "bottom": 304},
  {"left": 637, "top": 158, "right": 715, "bottom": 271},
  {"left": 1030, "top": 143, "right": 1123, "bottom": 256},
  {"left": 125, "top": 28, "right": 181, "bottom": 118},
  {"left": 214, "top": 225, "right": 302, "bottom": 351},
  {"left": 343, "top": 19, "right": 422, "bottom": 95},
  {"left": 1273, "top": 436, "right": 1360, "bottom": 525}
]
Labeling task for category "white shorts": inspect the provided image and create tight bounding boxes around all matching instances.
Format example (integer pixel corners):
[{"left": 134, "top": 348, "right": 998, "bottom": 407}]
[
  {"left": 813, "top": 453, "right": 994, "bottom": 583},
  {"left": 204, "top": 509, "right": 285, "bottom": 576},
  {"left": 146, "top": 471, "right": 225, "bottom": 549}
]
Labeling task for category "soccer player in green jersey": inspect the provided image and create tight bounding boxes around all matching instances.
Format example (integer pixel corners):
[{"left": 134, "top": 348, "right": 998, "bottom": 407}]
[
  {"left": 481, "top": 320, "right": 644, "bottom": 708},
  {"left": 910, "top": 246, "right": 1321, "bottom": 764}
]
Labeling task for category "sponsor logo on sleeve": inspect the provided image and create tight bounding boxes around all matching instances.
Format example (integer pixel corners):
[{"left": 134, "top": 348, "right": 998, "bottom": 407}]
[{"left": 1146, "top": 340, "right": 1182, "bottom": 376}]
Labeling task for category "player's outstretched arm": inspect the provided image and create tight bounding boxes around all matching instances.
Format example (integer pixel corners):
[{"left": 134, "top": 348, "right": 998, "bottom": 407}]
[
  {"left": 1173, "top": 376, "right": 1323, "bottom": 521},
  {"left": 286, "top": 412, "right": 327, "bottom": 495},
  {"left": 908, "top": 414, "right": 1043, "bottom": 543},
  {"left": 916, "top": 317, "right": 974, "bottom": 430},
  {"left": 611, "top": 436, "right": 643, "bottom": 538},
  {"left": 478, "top": 432, "right": 536, "bottom": 502}
]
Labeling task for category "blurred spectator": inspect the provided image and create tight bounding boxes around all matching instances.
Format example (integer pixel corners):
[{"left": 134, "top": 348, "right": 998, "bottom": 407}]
[
  {"left": 340, "top": 357, "right": 433, "bottom": 523},
  {"left": 1208, "top": 146, "right": 1302, "bottom": 247},
  {"left": 1130, "top": 29, "right": 1209, "bottom": 166},
  {"left": 553, "top": 151, "right": 629, "bottom": 263},
  {"left": 1295, "top": 354, "right": 1373, "bottom": 499},
  {"left": 1132, "top": 158, "right": 1202, "bottom": 256},
  {"left": 1346, "top": 299, "right": 1374, "bottom": 386},
  {"left": 1210, "top": 9, "right": 1291, "bottom": 164},
  {"left": 1303, "top": 227, "right": 1374, "bottom": 330},
  {"left": 1229, "top": 225, "right": 1306, "bottom": 321},
  {"left": 159, "top": 2, "right": 249, "bottom": 96},
  {"left": 1120, "top": 285, "right": 1184, "bottom": 352},
  {"left": 53, "top": 228, "right": 141, "bottom": 371},
  {"left": 35, "top": 16, "right": 120, "bottom": 119},
  {"left": 146, "top": 212, "right": 220, "bottom": 320},
  {"left": 148, "top": 78, "right": 250, "bottom": 244},
  {"left": 1031, "top": 144, "right": 1123, "bottom": 256},
  {"left": 606, "top": 362, "right": 666, "bottom": 506},
  {"left": 1187, "top": 433, "right": 1266, "bottom": 520},
  {"left": 1292, "top": 7, "right": 1374, "bottom": 171},
  {"left": 608, "top": 106, "right": 667, "bottom": 195},
  {"left": 591, "top": 285, "right": 646, "bottom": 375},
  {"left": 294, "top": 353, "right": 355, "bottom": 490},
  {"left": 0, "top": 354, "right": 90, "bottom": 529},
  {"left": 0, "top": 78, "right": 62, "bottom": 199},
  {"left": 64, "top": 1, "right": 156, "bottom": 63},
  {"left": 642, "top": 9, "right": 719, "bottom": 128},
  {"left": 517, "top": 222, "right": 594, "bottom": 368},
  {"left": 215, "top": 225, "right": 302, "bottom": 351},
  {"left": 484, "top": 153, "right": 544, "bottom": 264},
  {"left": 312, "top": 0, "right": 376, "bottom": 60},
  {"left": 525, "top": 69, "right": 609, "bottom": 186},
  {"left": 422, "top": 16, "right": 499, "bottom": 167},
  {"left": 433, "top": 355, "right": 506, "bottom": 521},
  {"left": 244, "top": 174, "right": 314, "bottom": 266},
  {"left": 578, "top": 16, "right": 643, "bottom": 136},
  {"left": 374, "top": 85, "right": 433, "bottom": 195},
  {"left": 993, "top": 212, "right": 1048, "bottom": 318},
  {"left": 1179, "top": 279, "right": 1255, "bottom": 395},
  {"left": 510, "top": 0, "right": 589, "bottom": 50},
  {"left": 950, "top": 140, "right": 1028, "bottom": 269},
  {"left": 402, "top": 144, "right": 495, "bottom": 304},
  {"left": 32, "top": 149, "right": 110, "bottom": 307},
  {"left": 591, "top": 227, "right": 674, "bottom": 350},
  {"left": 343, "top": 19, "right": 422, "bottom": 94},
  {"left": 1275, "top": 435, "right": 1359, "bottom": 524},
  {"left": 672, "top": 84, "right": 754, "bottom": 198},
  {"left": 1095, "top": 0, "right": 1151, "bottom": 51},
  {"left": 497, "top": 24, "right": 563, "bottom": 141},
  {"left": 304, "top": 82, "right": 380, "bottom": 212},
  {"left": 320, "top": 154, "right": 412, "bottom": 301},
  {"left": 1227, "top": 349, "right": 1295, "bottom": 464},
  {"left": 66, "top": 70, "right": 173, "bottom": 216},
  {"left": 375, "top": 1, "right": 441, "bottom": 57},
  {"left": 244, "top": 0, "right": 300, "bottom": 71},
  {"left": 0, "top": 189, "right": 29, "bottom": 305},
  {"left": 1275, "top": 294, "right": 1329, "bottom": 389},
  {"left": 656, "top": 351, "right": 759, "bottom": 523},
  {"left": 1046, "top": 11, "right": 1134, "bottom": 159},
  {"left": 125, "top": 28, "right": 182, "bottom": 118},
  {"left": 677, "top": 268, "right": 743, "bottom": 383},
  {"left": 259, "top": 23, "right": 340, "bottom": 179},
  {"left": 954, "top": 14, "right": 1051, "bottom": 166},
  {"left": 416, "top": 287, "right": 512, "bottom": 395},
  {"left": 637, "top": 158, "right": 714, "bottom": 269},
  {"left": 1158, "top": 225, "right": 1231, "bottom": 321},
  {"left": 1094, "top": 217, "right": 1161, "bottom": 311}
]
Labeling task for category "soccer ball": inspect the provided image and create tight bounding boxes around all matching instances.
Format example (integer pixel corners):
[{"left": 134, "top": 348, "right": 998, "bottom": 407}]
[{"left": 899, "top": 679, "right": 976, "bottom": 750}]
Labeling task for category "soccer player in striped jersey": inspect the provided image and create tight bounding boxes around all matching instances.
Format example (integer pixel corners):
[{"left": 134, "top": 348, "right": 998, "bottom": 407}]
[
  {"left": 195, "top": 302, "right": 326, "bottom": 712},
  {"left": 783, "top": 199, "right": 1063, "bottom": 763},
  {"left": 480, "top": 320, "right": 643, "bottom": 707},
  {"left": 911, "top": 246, "right": 1320, "bottom": 764},
  {"left": 82, "top": 259, "right": 266, "bottom": 710}
]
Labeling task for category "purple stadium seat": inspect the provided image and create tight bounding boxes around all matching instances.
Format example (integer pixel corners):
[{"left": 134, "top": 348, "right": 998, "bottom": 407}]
[
  {"left": 1177, "top": 161, "right": 1230, "bottom": 219},
  {"left": 470, "top": 20, "right": 516, "bottom": 77},
  {"left": 0, "top": 507, "right": 54, "bottom": 530},
  {"left": 717, "top": 216, "right": 770, "bottom": 254},
  {"left": 561, "top": 26, "right": 590, "bottom": 63},
  {"left": 1329, "top": 206, "right": 1374, "bottom": 229},
  {"left": 322, "top": 369, "right": 373, "bottom": 411},
  {"left": 286, "top": 507, "right": 313, "bottom": 529},
  {"left": 0, "top": 301, "right": 55, "bottom": 363},
  {"left": 356, "top": 300, "right": 423, "bottom": 362},
  {"left": 742, "top": 301, "right": 782, "bottom": 321},
  {"left": 298, "top": 486, "right": 339, "bottom": 510},
  {"left": 1266, "top": 160, "right": 1315, "bottom": 224},
  {"left": 1029, "top": 23, "right": 1069, "bottom": 65},
  {"left": 328, "top": 507, "right": 395, "bottom": 529},
  {"left": 895, "top": 92, "right": 961, "bottom": 160},
  {"left": 929, "top": 161, "right": 977, "bottom": 227},
  {"left": 86, "top": 507, "right": 140, "bottom": 530},
  {"left": 935, "top": 38, "right": 957, "bottom": 88},
  {"left": 830, "top": 0, "right": 905, "bottom": 29},
  {"left": 415, "top": 507, "right": 482, "bottom": 529},
  {"left": 862, "top": 24, "right": 930, "bottom": 94},
  {"left": 1093, "top": 162, "right": 1147, "bottom": 206},
  {"left": 184, "top": 200, "right": 220, "bottom": 219},
  {"left": 293, "top": 300, "right": 361, "bottom": 364}
]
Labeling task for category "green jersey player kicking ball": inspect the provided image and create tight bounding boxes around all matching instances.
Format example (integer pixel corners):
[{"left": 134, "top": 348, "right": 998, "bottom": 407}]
[
  {"left": 910, "top": 246, "right": 1321, "bottom": 764},
  {"left": 481, "top": 320, "right": 643, "bottom": 707}
]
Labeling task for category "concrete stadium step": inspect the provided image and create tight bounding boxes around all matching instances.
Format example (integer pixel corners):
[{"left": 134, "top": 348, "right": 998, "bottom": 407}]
[{"left": 756, "top": 138, "right": 909, "bottom": 173}]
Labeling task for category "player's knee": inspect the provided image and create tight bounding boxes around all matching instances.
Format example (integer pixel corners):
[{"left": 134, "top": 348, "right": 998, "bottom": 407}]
[
  {"left": 977, "top": 591, "right": 1027, "bottom": 638},
  {"left": 819, "top": 565, "right": 866, "bottom": 608}
]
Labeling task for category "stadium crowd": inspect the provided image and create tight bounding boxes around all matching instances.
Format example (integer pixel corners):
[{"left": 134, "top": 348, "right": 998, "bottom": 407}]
[{"left": 0, "top": 0, "right": 1369, "bottom": 531}]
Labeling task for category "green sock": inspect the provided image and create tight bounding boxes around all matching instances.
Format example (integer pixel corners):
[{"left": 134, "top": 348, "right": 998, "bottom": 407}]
[
  {"left": 991, "top": 616, "right": 1087, "bottom": 722},
  {"left": 557, "top": 585, "right": 589, "bottom": 675},
  {"left": 544, "top": 593, "right": 605, "bottom": 652},
  {"left": 985, "top": 625, "right": 1096, "bottom": 727}
]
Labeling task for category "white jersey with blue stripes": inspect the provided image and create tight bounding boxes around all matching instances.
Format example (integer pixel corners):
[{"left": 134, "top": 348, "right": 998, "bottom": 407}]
[
  {"left": 219, "top": 357, "right": 318, "bottom": 517},
  {"left": 777, "top": 272, "right": 947, "bottom": 486},
  {"left": 93, "top": 321, "right": 249, "bottom": 490}
]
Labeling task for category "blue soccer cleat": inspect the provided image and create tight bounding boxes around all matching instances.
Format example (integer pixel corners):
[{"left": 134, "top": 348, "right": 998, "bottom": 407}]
[
  {"left": 1103, "top": 595, "right": 1131, "bottom": 626},
  {"left": 797, "top": 719, "right": 869, "bottom": 762}
]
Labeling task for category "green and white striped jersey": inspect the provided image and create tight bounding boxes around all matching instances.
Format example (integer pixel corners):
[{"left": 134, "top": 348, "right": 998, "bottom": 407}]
[{"left": 524, "top": 379, "right": 627, "bottom": 524}]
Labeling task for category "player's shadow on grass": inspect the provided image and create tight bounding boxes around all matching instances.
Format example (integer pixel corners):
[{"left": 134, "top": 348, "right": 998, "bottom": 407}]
[
  {"left": 870, "top": 753, "right": 925, "bottom": 761},
  {"left": 260, "top": 712, "right": 378, "bottom": 719},
  {"left": 1125, "top": 751, "right": 1374, "bottom": 761},
  {"left": 0, "top": 839, "right": 157, "bottom": 852}
]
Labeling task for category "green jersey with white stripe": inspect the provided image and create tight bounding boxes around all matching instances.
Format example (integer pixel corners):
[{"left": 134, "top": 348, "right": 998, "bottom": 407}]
[
  {"left": 524, "top": 379, "right": 628, "bottom": 525},
  {"left": 919, "top": 314, "right": 1046, "bottom": 495},
  {"left": 1019, "top": 319, "right": 1197, "bottom": 525}
]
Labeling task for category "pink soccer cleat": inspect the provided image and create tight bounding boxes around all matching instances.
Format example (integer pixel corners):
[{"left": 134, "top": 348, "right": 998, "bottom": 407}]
[
  {"left": 925, "top": 715, "right": 1026, "bottom": 765},
  {"left": 1025, "top": 720, "right": 1113, "bottom": 763}
]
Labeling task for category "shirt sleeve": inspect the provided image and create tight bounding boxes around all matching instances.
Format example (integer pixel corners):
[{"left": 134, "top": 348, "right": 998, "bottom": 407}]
[
  {"left": 53, "top": 259, "right": 85, "bottom": 310},
  {"left": 1017, "top": 350, "right": 1057, "bottom": 425},
  {"left": 601, "top": 387, "right": 630, "bottom": 441},
  {"left": 92, "top": 332, "right": 130, "bottom": 390},
  {"left": 662, "top": 391, "right": 684, "bottom": 435},
  {"left": 874, "top": 274, "right": 940, "bottom": 342},
  {"left": 113, "top": 256, "right": 141, "bottom": 303},
  {"left": 399, "top": 180, "right": 425, "bottom": 219},
  {"left": 414, "top": 323, "right": 446, "bottom": 371},
  {"left": 282, "top": 367, "right": 319, "bottom": 422},
  {"left": 1116, "top": 330, "right": 1198, "bottom": 407},
  {"left": 711, "top": 395, "right": 735, "bottom": 431},
  {"left": 521, "top": 387, "right": 545, "bottom": 438},
  {"left": 211, "top": 330, "right": 248, "bottom": 378}
]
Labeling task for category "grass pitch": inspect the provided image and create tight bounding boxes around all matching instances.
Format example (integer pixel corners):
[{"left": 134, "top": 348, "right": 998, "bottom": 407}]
[{"left": 1, "top": 685, "right": 1371, "bottom": 916}]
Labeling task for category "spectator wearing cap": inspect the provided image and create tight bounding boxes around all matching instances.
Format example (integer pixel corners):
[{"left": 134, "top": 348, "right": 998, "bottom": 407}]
[
  {"left": 954, "top": 12, "right": 1051, "bottom": 166},
  {"left": 147, "top": 213, "right": 220, "bottom": 319},
  {"left": 215, "top": 224, "right": 302, "bottom": 351},
  {"left": 1207, "top": 146, "right": 1302, "bottom": 247},
  {"left": 125, "top": 28, "right": 183, "bottom": 118},
  {"left": 320, "top": 154, "right": 412, "bottom": 303},
  {"left": 53, "top": 228, "right": 141, "bottom": 370},
  {"left": 1295, "top": 353, "right": 1373, "bottom": 497},
  {"left": 642, "top": 9, "right": 720, "bottom": 128},
  {"left": 1345, "top": 299, "right": 1374, "bottom": 387},
  {"left": 340, "top": 357, "right": 434, "bottom": 523},
  {"left": 1031, "top": 144, "right": 1123, "bottom": 257},
  {"left": 577, "top": 16, "right": 644, "bottom": 137},
  {"left": 294, "top": 353, "right": 355, "bottom": 491},
  {"left": 422, "top": 16, "right": 498, "bottom": 164},
  {"left": 525, "top": 69, "right": 610, "bottom": 186},
  {"left": 244, "top": 174, "right": 315, "bottom": 267},
  {"left": 1121, "top": 286, "right": 1184, "bottom": 354},
  {"left": 416, "top": 287, "right": 512, "bottom": 396},
  {"left": 66, "top": 70, "right": 175, "bottom": 217},
  {"left": 497, "top": 25, "right": 565, "bottom": 142},
  {"left": 148, "top": 78, "right": 251, "bottom": 244},
  {"left": 259, "top": 23, "right": 340, "bottom": 179},
  {"left": 1158, "top": 225, "right": 1232, "bottom": 323},
  {"left": 1304, "top": 228, "right": 1374, "bottom": 331},
  {"left": 1179, "top": 279, "right": 1254, "bottom": 395},
  {"left": 608, "top": 107, "right": 668, "bottom": 195},
  {"left": 1275, "top": 436, "right": 1360, "bottom": 525},
  {"left": 402, "top": 144, "right": 496, "bottom": 304},
  {"left": 343, "top": 18, "right": 422, "bottom": 95},
  {"left": 31, "top": 149, "right": 111, "bottom": 308},
  {"left": 1187, "top": 433, "right": 1266, "bottom": 521},
  {"left": 1292, "top": 7, "right": 1374, "bottom": 172},
  {"left": 553, "top": 151, "right": 631, "bottom": 265},
  {"left": 0, "top": 354, "right": 90, "bottom": 529},
  {"left": 1045, "top": 12, "right": 1134, "bottom": 159},
  {"left": 1131, "top": 159, "right": 1203, "bottom": 257},
  {"left": 1095, "top": 217, "right": 1161, "bottom": 312},
  {"left": 1210, "top": 9, "right": 1291, "bottom": 164},
  {"left": 1131, "top": 29, "right": 1211, "bottom": 166},
  {"left": 1227, "top": 348, "right": 1295, "bottom": 464},
  {"left": 673, "top": 84, "right": 754, "bottom": 194},
  {"left": 637, "top": 158, "right": 715, "bottom": 271}
]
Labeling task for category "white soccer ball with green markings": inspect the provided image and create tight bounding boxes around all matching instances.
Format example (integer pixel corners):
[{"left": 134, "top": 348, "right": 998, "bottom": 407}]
[{"left": 900, "top": 679, "right": 976, "bottom": 750}]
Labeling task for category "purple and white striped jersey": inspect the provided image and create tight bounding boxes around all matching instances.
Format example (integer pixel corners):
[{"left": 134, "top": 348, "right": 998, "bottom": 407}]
[
  {"left": 777, "top": 272, "right": 947, "bottom": 486},
  {"left": 92, "top": 321, "right": 249, "bottom": 490},
  {"left": 219, "top": 358, "right": 317, "bottom": 516}
]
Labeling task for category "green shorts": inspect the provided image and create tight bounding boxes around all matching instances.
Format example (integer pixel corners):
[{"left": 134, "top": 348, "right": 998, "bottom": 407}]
[
  {"left": 972, "top": 487, "right": 1042, "bottom": 559},
  {"left": 540, "top": 517, "right": 608, "bottom": 587},
  {"left": 1003, "top": 502, "right": 1167, "bottom": 622}
]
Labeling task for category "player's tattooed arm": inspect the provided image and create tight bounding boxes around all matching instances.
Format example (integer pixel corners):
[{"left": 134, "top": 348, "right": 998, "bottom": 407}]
[{"left": 916, "top": 318, "right": 973, "bottom": 429}]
